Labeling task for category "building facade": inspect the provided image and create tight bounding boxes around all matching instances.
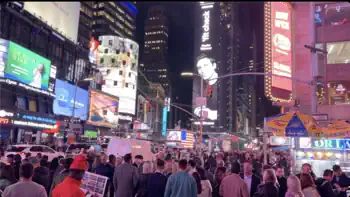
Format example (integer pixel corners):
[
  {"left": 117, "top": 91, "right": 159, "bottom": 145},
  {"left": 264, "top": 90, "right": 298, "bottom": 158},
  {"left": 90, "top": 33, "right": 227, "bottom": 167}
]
[
  {"left": 92, "top": 2, "right": 137, "bottom": 40},
  {"left": 143, "top": 6, "right": 171, "bottom": 96}
]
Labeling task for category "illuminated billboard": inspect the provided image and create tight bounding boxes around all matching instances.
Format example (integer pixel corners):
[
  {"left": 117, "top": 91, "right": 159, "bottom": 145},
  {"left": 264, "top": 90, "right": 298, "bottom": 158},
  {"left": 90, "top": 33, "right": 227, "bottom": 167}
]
[
  {"left": 24, "top": 2, "right": 81, "bottom": 43},
  {"left": 96, "top": 36, "right": 139, "bottom": 115},
  {"left": 0, "top": 39, "right": 56, "bottom": 96},
  {"left": 88, "top": 90, "right": 119, "bottom": 128},
  {"left": 53, "top": 79, "right": 89, "bottom": 120},
  {"left": 264, "top": 2, "right": 293, "bottom": 103}
]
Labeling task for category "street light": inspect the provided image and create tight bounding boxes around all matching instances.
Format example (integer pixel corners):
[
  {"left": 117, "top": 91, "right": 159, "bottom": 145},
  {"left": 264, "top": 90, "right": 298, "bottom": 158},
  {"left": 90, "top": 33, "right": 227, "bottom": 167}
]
[{"left": 180, "top": 72, "right": 196, "bottom": 77}]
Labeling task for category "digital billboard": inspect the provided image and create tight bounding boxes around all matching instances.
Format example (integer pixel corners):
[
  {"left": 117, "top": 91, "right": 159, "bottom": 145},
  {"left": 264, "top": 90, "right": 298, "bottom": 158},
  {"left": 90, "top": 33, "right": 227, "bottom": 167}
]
[
  {"left": 5, "top": 41, "right": 51, "bottom": 90},
  {"left": 53, "top": 79, "right": 89, "bottom": 120},
  {"left": 88, "top": 90, "right": 119, "bottom": 128},
  {"left": 264, "top": 2, "right": 293, "bottom": 103},
  {"left": 96, "top": 36, "right": 139, "bottom": 116},
  {"left": 24, "top": 2, "right": 81, "bottom": 43}
]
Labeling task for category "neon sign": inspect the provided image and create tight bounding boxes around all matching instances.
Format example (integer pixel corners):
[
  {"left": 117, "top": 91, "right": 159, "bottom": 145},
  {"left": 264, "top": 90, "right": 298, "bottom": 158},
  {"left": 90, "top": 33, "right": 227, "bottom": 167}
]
[
  {"left": 312, "top": 139, "right": 350, "bottom": 150},
  {"left": 0, "top": 118, "right": 9, "bottom": 124},
  {"left": 264, "top": 2, "right": 293, "bottom": 103},
  {"left": 0, "top": 110, "right": 14, "bottom": 117},
  {"left": 200, "top": 2, "right": 213, "bottom": 51}
]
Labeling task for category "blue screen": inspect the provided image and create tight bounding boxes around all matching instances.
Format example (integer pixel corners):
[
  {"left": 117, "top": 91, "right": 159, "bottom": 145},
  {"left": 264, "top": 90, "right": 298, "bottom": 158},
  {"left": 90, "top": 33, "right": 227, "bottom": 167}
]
[{"left": 53, "top": 79, "right": 89, "bottom": 120}]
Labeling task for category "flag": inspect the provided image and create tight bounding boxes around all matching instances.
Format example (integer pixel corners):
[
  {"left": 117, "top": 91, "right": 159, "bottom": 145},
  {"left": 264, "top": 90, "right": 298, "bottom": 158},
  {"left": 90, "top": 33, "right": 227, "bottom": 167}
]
[{"left": 181, "top": 131, "right": 195, "bottom": 148}]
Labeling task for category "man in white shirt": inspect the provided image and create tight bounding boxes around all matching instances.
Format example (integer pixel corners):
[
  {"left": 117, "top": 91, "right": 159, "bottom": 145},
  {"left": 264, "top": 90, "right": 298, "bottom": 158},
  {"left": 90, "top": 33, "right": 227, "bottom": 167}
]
[{"left": 240, "top": 162, "right": 261, "bottom": 197}]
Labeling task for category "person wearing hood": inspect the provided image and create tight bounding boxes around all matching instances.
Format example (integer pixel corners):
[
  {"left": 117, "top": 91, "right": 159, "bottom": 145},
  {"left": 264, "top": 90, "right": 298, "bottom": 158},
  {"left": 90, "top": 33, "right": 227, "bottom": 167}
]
[
  {"left": 49, "top": 158, "right": 74, "bottom": 197},
  {"left": 52, "top": 155, "right": 88, "bottom": 197},
  {"left": 32, "top": 159, "right": 51, "bottom": 194}
]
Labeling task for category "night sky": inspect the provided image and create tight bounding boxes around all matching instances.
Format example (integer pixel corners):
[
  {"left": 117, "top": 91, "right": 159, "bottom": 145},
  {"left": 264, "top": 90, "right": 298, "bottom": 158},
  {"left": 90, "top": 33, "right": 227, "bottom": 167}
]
[{"left": 136, "top": 2, "right": 195, "bottom": 107}]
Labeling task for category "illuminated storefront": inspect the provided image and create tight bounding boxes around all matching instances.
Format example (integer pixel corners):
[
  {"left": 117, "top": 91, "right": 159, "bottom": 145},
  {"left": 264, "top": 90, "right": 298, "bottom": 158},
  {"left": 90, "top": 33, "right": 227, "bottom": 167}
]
[{"left": 295, "top": 137, "right": 350, "bottom": 176}]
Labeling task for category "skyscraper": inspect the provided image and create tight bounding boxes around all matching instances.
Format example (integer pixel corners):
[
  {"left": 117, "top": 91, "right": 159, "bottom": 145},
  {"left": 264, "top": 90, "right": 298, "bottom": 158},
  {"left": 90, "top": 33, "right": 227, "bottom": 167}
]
[
  {"left": 92, "top": 2, "right": 137, "bottom": 40},
  {"left": 143, "top": 6, "right": 171, "bottom": 96}
]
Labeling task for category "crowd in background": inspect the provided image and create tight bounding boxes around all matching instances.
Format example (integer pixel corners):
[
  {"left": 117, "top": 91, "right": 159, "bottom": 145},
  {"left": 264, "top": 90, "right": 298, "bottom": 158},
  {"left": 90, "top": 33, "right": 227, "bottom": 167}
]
[{"left": 0, "top": 149, "right": 349, "bottom": 197}]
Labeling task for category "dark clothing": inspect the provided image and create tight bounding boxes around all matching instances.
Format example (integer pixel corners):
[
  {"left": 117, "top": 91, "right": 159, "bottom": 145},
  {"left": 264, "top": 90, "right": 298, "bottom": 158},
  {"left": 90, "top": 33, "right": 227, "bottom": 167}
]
[
  {"left": 296, "top": 172, "right": 316, "bottom": 182},
  {"left": 147, "top": 172, "right": 168, "bottom": 197},
  {"left": 133, "top": 163, "right": 143, "bottom": 174},
  {"left": 32, "top": 166, "right": 51, "bottom": 194},
  {"left": 0, "top": 178, "right": 14, "bottom": 192},
  {"left": 207, "top": 171, "right": 215, "bottom": 186},
  {"left": 95, "top": 163, "right": 114, "bottom": 197},
  {"left": 13, "top": 161, "right": 21, "bottom": 181},
  {"left": 136, "top": 173, "right": 154, "bottom": 197},
  {"left": 212, "top": 181, "right": 222, "bottom": 197},
  {"left": 277, "top": 176, "right": 287, "bottom": 197},
  {"left": 315, "top": 178, "right": 337, "bottom": 197},
  {"left": 253, "top": 182, "right": 279, "bottom": 197},
  {"left": 332, "top": 174, "right": 350, "bottom": 197},
  {"left": 240, "top": 173, "right": 261, "bottom": 197}
]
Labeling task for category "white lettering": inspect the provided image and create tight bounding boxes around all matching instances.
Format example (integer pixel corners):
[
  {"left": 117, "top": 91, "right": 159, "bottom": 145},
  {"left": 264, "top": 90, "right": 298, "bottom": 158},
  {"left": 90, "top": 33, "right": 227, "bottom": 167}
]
[
  {"left": 276, "top": 11, "right": 288, "bottom": 20},
  {"left": 273, "top": 62, "right": 291, "bottom": 78},
  {"left": 202, "top": 11, "right": 210, "bottom": 43},
  {"left": 275, "top": 20, "right": 290, "bottom": 30},
  {"left": 0, "top": 110, "right": 14, "bottom": 117}
]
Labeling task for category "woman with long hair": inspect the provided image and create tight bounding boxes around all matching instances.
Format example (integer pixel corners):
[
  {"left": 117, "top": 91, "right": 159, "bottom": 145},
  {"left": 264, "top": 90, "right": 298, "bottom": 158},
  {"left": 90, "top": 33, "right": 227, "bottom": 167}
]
[
  {"left": 286, "top": 175, "right": 305, "bottom": 197},
  {"left": 254, "top": 169, "right": 279, "bottom": 197},
  {"left": 192, "top": 171, "right": 202, "bottom": 196},
  {"left": 300, "top": 173, "right": 320, "bottom": 197},
  {"left": 196, "top": 167, "right": 212, "bottom": 197}
]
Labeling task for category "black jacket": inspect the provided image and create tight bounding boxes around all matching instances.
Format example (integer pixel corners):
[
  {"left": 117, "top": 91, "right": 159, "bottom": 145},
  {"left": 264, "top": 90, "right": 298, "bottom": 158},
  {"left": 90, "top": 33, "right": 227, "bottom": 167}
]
[
  {"left": 253, "top": 182, "right": 279, "bottom": 197},
  {"left": 277, "top": 176, "right": 287, "bottom": 197},
  {"left": 32, "top": 166, "right": 50, "bottom": 194},
  {"left": 240, "top": 173, "right": 261, "bottom": 197},
  {"left": 315, "top": 178, "right": 337, "bottom": 197},
  {"left": 332, "top": 174, "right": 350, "bottom": 197},
  {"left": 136, "top": 173, "right": 154, "bottom": 197},
  {"left": 147, "top": 172, "right": 168, "bottom": 197}
]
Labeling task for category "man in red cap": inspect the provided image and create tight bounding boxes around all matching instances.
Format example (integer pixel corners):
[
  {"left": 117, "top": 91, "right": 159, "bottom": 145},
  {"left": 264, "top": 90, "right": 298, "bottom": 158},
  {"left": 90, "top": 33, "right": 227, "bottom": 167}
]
[{"left": 52, "top": 155, "right": 88, "bottom": 197}]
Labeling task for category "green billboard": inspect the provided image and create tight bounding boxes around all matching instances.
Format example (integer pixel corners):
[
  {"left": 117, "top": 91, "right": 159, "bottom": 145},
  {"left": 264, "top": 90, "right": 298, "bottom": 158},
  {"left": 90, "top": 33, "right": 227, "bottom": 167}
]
[
  {"left": 5, "top": 41, "right": 51, "bottom": 90},
  {"left": 84, "top": 130, "right": 98, "bottom": 138}
]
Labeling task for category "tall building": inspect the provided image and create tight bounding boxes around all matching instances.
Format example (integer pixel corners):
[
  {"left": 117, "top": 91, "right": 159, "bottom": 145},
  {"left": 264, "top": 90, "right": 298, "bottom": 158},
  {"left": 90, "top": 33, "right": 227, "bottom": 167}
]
[
  {"left": 143, "top": 6, "right": 171, "bottom": 96},
  {"left": 193, "top": 2, "right": 263, "bottom": 147},
  {"left": 92, "top": 2, "right": 137, "bottom": 40}
]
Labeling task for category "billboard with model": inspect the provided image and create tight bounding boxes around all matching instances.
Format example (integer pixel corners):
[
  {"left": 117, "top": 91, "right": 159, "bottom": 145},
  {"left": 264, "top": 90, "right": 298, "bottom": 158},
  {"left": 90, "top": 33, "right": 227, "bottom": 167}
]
[
  {"left": 88, "top": 90, "right": 119, "bottom": 128},
  {"left": 96, "top": 35, "right": 139, "bottom": 116},
  {"left": 53, "top": 79, "right": 89, "bottom": 120}
]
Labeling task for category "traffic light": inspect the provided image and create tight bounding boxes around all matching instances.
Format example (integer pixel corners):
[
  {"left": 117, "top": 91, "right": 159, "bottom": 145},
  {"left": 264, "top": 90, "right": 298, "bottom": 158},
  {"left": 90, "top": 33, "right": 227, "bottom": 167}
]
[{"left": 139, "top": 103, "right": 143, "bottom": 112}]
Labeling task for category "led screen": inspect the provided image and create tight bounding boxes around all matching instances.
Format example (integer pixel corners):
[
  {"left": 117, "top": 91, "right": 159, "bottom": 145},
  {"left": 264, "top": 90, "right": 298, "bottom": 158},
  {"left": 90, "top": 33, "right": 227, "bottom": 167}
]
[
  {"left": 53, "top": 79, "right": 89, "bottom": 120},
  {"left": 5, "top": 41, "right": 51, "bottom": 90},
  {"left": 96, "top": 35, "right": 139, "bottom": 115},
  {"left": 88, "top": 90, "right": 119, "bottom": 128}
]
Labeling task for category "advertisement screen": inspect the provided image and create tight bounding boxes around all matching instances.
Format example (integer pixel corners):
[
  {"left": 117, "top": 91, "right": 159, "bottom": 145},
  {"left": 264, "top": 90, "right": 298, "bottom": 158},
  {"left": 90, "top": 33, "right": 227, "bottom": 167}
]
[
  {"left": 96, "top": 36, "right": 139, "bottom": 115},
  {"left": 53, "top": 79, "right": 89, "bottom": 120},
  {"left": 265, "top": 2, "right": 293, "bottom": 102},
  {"left": 5, "top": 41, "right": 51, "bottom": 90},
  {"left": 88, "top": 90, "right": 119, "bottom": 128},
  {"left": 24, "top": 2, "right": 81, "bottom": 43}
]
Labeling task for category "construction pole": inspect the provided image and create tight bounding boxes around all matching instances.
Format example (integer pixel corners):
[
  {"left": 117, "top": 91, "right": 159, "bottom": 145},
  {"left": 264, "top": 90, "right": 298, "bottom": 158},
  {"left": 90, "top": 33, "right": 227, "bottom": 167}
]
[{"left": 310, "top": 2, "right": 317, "bottom": 114}]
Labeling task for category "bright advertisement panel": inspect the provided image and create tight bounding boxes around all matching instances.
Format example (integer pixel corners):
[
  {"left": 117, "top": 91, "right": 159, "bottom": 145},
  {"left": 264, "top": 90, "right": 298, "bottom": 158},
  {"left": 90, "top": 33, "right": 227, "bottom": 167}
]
[
  {"left": 53, "top": 79, "right": 89, "bottom": 120},
  {"left": 96, "top": 36, "right": 139, "bottom": 115},
  {"left": 162, "top": 107, "right": 167, "bottom": 136},
  {"left": 5, "top": 41, "right": 51, "bottom": 90},
  {"left": 24, "top": 2, "right": 81, "bottom": 43},
  {"left": 264, "top": 2, "right": 293, "bottom": 103},
  {"left": 88, "top": 90, "right": 119, "bottom": 128}
]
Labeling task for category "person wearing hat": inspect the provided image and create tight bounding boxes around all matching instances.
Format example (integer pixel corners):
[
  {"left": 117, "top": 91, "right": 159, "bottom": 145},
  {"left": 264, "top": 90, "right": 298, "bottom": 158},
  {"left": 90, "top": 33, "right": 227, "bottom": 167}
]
[
  {"left": 49, "top": 158, "right": 73, "bottom": 197},
  {"left": 51, "top": 155, "right": 88, "bottom": 197}
]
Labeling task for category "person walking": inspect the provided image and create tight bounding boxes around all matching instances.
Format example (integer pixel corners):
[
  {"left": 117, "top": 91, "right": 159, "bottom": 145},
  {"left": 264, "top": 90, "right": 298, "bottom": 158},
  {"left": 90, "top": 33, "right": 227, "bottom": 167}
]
[
  {"left": 275, "top": 165, "right": 287, "bottom": 197},
  {"left": 147, "top": 159, "right": 168, "bottom": 197},
  {"left": 315, "top": 169, "right": 338, "bottom": 197},
  {"left": 300, "top": 173, "right": 320, "bottom": 197},
  {"left": 113, "top": 153, "right": 139, "bottom": 197},
  {"left": 164, "top": 159, "right": 197, "bottom": 197},
  {"left": 136, "top": 161, "right": 154, "bottom": 197},
  {"left": 240, "top": 161, "right": 261, "bottom": 197},
  {"left": 49, "top": 158, "right": 73, "bottom": 197},
  {"left": 197, "top": 167, "right": 212, "bottom": 197},
  {"left": 212, "top": 167, "right": 226, "bottom": 197},
  {"left": 253, "top": 169, "right": 279, "bottom": 197},
  {"left": 0, "top": 165, "right": 16, "bottom": 191},
  {"left": 51, "top": 155, "right": 88, "bottom": 197},
  {"left": 2, "top": 163, "right": 47, "bottom": 197},
  {"left": 219, "top": 162, "right": 249, "bottom": 197},
  {"left": 286, "top": 175, "right": 305, "bottom": 197}
]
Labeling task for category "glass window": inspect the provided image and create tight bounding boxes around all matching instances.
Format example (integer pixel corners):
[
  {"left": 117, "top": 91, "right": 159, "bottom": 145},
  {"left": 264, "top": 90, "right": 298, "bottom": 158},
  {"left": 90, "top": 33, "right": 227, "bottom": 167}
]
[
  {"left": 30, "top": 146, "right": 44, "bottom": 152},
  {"left": 328, "top": 81, "right": 350, "bottom": 105},
  {"left": 16, "top": 96, "right": 27, "bottom": 110},
  {"left": 326, "top": 41, "right": 350, "bottom": 64},
  {"left": 43, "top": 147, "right": 55, "bottom": 153},
  {"left": 29, "top": 100, "right": 37, "bottom": 112}
]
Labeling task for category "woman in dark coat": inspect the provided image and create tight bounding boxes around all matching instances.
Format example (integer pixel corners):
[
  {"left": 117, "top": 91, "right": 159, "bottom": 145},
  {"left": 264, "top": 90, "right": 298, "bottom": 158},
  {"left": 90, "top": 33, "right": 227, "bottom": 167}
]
[{"left": 254, "top": 169, "right": 279, "bottom": 197}]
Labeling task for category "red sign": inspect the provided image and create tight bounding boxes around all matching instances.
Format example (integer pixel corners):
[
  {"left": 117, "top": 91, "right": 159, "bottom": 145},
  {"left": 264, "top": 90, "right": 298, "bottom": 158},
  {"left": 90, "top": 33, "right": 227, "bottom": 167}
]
[
  {"left": 43, "top": 120, "right": 60, "bottom": 134},
  {"left": 265, "top": 2, "right": 293, "bottom": 102},
  {"left": 0, "top": 118, "right": 9, "bottom": 124},
  {"left": 271, "top": 3, "right": 292, "bottom": 91}
]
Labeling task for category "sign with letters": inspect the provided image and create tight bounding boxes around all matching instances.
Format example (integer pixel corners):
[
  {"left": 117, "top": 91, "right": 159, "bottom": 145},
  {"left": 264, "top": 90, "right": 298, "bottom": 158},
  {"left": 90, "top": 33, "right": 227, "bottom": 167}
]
[{"left": 311, "top": 138, "right": 350, "bottom": 150}]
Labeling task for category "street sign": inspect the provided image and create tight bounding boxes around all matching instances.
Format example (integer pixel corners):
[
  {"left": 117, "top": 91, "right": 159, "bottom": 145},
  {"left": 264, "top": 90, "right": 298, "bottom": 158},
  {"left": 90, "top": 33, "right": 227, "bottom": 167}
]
[
  {"left": 312, "top": 114, "right": 328, "bottom": 121},
  {"left": 195, "top": 97, "right": 207, "bottom": 107},
  {"left": 165, "top": 97, "right": 171, "bottom": 112}
]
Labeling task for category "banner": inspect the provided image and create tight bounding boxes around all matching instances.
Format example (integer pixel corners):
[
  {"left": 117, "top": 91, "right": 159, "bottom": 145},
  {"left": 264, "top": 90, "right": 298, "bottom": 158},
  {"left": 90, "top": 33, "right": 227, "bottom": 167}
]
[{"left": 80, "top": 172, "right": 108, "bottom": 197}]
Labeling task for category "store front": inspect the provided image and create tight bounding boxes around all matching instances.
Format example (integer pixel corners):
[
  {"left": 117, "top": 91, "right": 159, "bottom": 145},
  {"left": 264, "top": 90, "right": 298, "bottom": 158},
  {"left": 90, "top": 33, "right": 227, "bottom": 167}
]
[{"left": 295, "top": 137, "right": 350, "bottom": 177}]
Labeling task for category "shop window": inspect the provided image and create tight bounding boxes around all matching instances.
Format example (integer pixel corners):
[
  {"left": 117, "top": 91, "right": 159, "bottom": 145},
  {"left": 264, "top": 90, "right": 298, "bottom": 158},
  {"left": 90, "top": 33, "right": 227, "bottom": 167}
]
[
  {"left": 328, "top": 81, "right": 350, "bottom": 105},
  {"left": 326, "top": 41, "right": 350, "bottom": 64},
  {"left": 29, "top": 146, "right": 43, "bottom": 152},
  {"left": 28, "top": 100, "right": 37, "bottom": 112},
  {"left": 16, "top": 96, "right": 27, "bottom": 110}
]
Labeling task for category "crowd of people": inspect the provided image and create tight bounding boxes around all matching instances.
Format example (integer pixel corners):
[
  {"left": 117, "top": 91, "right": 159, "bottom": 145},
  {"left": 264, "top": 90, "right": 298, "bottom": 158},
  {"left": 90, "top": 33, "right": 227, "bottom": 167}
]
[{"left": 0, "top": 149, "right": 349, "bottom": 197}]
